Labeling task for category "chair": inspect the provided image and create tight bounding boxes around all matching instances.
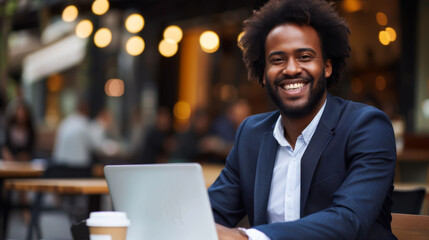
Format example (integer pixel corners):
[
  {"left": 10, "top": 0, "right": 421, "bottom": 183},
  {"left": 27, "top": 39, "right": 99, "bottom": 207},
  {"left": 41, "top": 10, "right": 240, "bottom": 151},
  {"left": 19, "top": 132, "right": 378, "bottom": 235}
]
[
  {"left": 26, "top": 164, "right": 92, "bottom": 240},
  {"left": 391, "top": 213, "right": 429, "bottom": 240},
  {"left": 391, "top": 188, "right": 426, "bottom": 214}
]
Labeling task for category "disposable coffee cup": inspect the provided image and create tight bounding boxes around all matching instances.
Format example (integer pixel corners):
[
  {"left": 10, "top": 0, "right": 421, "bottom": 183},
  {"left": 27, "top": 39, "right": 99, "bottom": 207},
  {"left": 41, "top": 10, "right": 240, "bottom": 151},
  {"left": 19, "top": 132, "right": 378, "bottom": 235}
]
[{"left": 86, "top": 211, "right": 130, "bottom": 240}]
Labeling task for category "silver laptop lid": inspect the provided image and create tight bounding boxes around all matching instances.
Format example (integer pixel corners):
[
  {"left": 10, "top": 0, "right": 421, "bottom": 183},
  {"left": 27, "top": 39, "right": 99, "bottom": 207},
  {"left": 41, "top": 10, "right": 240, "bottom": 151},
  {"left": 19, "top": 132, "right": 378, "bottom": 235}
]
[{"left": 104, "top": 163, "right": 218, "bottom": 240}]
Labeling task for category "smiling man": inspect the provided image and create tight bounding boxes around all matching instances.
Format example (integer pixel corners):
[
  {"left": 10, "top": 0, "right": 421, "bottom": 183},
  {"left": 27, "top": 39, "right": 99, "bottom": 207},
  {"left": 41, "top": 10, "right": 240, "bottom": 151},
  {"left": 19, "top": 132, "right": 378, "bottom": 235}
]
[{"left": 208, "top": 0, "right": 397, "bottom": 239}]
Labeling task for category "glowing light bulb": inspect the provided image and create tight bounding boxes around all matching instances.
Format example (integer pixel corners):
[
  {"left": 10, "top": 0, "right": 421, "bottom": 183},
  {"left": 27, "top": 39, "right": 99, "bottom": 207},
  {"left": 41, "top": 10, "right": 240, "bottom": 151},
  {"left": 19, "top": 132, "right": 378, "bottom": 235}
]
[
  {"left": 159, "top": 39, "right": 178, "bottom": 57},
  {"left": 94, "top": 28, "right": 112, "bottom": 48},
  {"left": 126, "top": 36, "right": 145, "bottom": 56},
  {"left": 62, "top": 5, "right": 78, "bottom": 22},
  {"left": 92, "top": 0, "right": 110, "bottom": 16},
  {"left": 163, "top": 25, "right": 183, "bottom": 43},
  {"left": 75, "top": 20, "right": 93, "bottom": 38},
  {"left": 125, "top": 13, "right": 145, "bottom": 33},
  {"left": 200, "top": 31, "right": 219, "bottom": 53}
]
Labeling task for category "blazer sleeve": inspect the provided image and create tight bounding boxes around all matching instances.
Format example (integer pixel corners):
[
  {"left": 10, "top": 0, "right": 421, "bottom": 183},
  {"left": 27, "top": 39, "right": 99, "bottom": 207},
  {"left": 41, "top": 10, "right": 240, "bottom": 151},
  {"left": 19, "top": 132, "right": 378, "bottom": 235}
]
[{"left": 254, "top": 107, "right": 396, "bottom": 240}]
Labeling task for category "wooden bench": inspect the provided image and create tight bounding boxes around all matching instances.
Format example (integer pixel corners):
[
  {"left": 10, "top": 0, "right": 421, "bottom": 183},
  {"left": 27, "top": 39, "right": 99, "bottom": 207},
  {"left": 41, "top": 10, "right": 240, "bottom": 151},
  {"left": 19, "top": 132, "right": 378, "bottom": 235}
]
[{"left": 391, "top": 213, "right": 429, "bottom": 240}]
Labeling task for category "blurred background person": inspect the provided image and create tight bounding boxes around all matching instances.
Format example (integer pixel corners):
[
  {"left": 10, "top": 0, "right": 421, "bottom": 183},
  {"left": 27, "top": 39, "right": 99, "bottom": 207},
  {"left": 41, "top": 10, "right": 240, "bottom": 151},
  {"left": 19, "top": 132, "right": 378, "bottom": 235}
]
[
  {"left": 140, "top": 106, "right": 174, "bottom": 164},
  {"left": 52, "top": 97, "right": 114, "bottom": 168},
  {"left": 1, "top": 97, "right": 36, "bottom": 162},
  {"left": 123, "top": 105, "right": 147, "bottom": 162},
  {"left": 169, "top": 108, "right": 212, "bottom": 162},
  {"left": 200, "top": 99, "right": 251, "bottom": 163}
]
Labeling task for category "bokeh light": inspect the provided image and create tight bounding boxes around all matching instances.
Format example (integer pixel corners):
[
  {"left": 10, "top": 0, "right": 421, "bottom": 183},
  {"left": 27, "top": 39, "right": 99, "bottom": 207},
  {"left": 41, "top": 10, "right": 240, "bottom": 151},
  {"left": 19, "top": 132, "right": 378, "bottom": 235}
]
[
  {"left": 199, "top": 31, "right": 220, "bottom": 53},
  {"left": 376, "top": 12, "right": 388, "bottom": 26},
  {"left": 105, "top": 79, "right": 124, "bottom": 97},
  {"left": 163, "top": 25, "right": 183, "bottom": 43},
  {"left": 342, "top": 0, "right": 362, "bottom": 13},
  {"left": 94, "top": 28, "right": 112, "bottom": 48},
  {"left": 174, "top": 101, "right": 191, "bottom": 120},
  {"left": 126, "top": 36, "right": 145, "bottom": 56},
  {"left": 75, "top": 20, "right": 93, "bottom": 39},
  {"left": 375, "top": 75, "right": 387, "bottom": 91},
  {"left": 237, "top": 31, "right": 245, "bottom": 49},
  {"left": 92, "top": 0, "right": 110, "bottom": 16},
  {"left": 159, "top": 39, "right": 178, "bottom": 57},
  {"left": 379, "top": 30, "right": 390, "bottom": 45},
  {"left": 385, "top": 27, "right": 397, "bottom": 42},
  {"left": 125, "top": 13, "right": 145, "bottom": 33},
  {"left": 62, "top": 5, "right": 78, "bottom": 22}
]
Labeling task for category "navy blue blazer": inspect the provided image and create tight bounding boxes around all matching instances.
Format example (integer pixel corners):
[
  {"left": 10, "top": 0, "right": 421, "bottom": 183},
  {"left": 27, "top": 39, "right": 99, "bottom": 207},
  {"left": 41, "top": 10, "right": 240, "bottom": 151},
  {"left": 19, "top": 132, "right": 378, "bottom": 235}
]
[{"left": 208, "top": 94, "right": 397, "bottom": 240}]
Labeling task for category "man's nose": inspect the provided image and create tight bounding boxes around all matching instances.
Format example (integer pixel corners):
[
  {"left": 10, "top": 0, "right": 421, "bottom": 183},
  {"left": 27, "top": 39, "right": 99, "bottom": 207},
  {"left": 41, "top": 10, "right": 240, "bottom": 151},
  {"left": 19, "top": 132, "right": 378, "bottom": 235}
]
[{"left": 282, "top": 58, "right": 302, "bottom": 76}]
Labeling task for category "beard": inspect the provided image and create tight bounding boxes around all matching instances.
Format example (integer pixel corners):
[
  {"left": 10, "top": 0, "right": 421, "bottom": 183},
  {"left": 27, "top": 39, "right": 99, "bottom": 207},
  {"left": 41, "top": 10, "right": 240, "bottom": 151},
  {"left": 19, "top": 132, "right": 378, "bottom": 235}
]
[{"left": 265, "top": 72, "right": 327, "bottom": 119}]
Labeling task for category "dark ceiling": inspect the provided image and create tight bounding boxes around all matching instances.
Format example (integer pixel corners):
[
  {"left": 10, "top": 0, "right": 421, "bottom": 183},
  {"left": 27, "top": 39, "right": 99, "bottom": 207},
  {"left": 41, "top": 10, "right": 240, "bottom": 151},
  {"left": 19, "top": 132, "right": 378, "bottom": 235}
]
[{"left": 10, "top": 0, "right": 268, "bottom": 31}]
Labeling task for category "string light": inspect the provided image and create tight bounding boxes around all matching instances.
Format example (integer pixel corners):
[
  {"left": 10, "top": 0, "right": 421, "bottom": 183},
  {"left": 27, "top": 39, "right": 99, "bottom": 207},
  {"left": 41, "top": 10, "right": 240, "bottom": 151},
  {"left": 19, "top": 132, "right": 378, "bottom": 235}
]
[
  {"left": 62, "top": 5, "right": 78, "bottom": 22},
  {"left": 385, "top": 27, "right": 397, "bottom": 42},
  {"left": 92, "top": 0, "right": 110, "bottom": 16},
  {"left": 126, "top": 36, "right": 145, "bottom": 56},
  {"left": 379, "top": 30, "right": 390, "bottom": 45},
  {"left": 125, "top": 13, "right": 145, "bottom": 33},
  {"left": 94, "top": 28, "right": 112, "bottom": 48},
  {"left": 199, "top": 31, "right": 220, "bottom": 53},
  {"left": 159, "top": 39, "right": 178, "bottom": 57},
  {"left": 75, "top": 20, "right": 93, "bottom": 38},
  {"left": 376, "top": 12, "right": 388, "bottom": 26},
  {"left": 163, "top": 25, "right": 183, "bottom": 43}
]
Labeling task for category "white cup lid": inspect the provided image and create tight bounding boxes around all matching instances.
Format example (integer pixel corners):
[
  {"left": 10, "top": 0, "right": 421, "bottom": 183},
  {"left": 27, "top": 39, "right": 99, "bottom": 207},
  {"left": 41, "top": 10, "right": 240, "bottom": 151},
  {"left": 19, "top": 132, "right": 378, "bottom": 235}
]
[{"left": 86, "top": 211, "right": 130, "bottom": 227}]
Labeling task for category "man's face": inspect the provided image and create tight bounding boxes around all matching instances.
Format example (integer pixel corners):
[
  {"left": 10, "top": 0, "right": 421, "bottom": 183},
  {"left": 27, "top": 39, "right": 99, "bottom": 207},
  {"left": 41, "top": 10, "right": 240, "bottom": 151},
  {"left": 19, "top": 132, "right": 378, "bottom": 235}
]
[{"left": 263, "top": 23, "right": 332, "bottom": 118}]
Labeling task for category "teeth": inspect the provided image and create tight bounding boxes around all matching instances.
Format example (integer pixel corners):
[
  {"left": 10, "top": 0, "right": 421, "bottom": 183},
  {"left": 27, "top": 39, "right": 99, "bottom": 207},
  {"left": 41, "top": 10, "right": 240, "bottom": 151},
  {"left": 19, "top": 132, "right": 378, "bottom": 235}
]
[{"left": 283, "top": 83, "right": 305, "bottom": 90}]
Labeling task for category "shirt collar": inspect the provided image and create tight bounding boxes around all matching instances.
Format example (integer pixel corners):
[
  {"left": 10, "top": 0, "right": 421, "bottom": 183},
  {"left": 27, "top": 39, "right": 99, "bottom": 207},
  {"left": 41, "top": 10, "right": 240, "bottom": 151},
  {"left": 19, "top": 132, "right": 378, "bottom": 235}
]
[{"left": 273, "top": 99, "right": 327, "bottom": 147}]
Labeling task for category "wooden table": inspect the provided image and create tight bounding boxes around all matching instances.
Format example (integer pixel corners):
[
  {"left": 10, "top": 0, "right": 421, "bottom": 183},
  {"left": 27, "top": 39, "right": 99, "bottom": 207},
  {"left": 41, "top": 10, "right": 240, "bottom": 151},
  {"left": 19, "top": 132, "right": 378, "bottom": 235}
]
[
  {"left": 4, "top": 178, "right": 108, "bottom": 194},
  {"left": 0, "top": 161, "right": 45, "bottom": 178},
  {"left": 3, "top": 178, "right": 109, "bottom": 240},
  {"left": 3, "top": 164, "right": 223, "bottom": 194},
  {"left": 0, "top": 160, "right": 46, "bottom": 240}
]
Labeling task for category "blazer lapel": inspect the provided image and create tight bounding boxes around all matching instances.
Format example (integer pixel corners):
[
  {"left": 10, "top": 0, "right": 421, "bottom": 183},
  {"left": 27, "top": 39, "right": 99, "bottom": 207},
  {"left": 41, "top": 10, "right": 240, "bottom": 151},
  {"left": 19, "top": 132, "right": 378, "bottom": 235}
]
[
  {"left": 300, "top": 94, "right": 341, "bottom": 216},
  {"left": 253, "top": 131, "right": 278, "bottom": 225}
]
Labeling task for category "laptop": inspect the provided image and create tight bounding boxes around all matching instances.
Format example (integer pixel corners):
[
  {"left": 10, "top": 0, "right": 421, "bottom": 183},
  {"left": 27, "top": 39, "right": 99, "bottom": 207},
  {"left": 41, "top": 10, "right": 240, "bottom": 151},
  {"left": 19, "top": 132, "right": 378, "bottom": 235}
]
[{"left": 104, "top": 163, "right": 218, "bottom": 240}]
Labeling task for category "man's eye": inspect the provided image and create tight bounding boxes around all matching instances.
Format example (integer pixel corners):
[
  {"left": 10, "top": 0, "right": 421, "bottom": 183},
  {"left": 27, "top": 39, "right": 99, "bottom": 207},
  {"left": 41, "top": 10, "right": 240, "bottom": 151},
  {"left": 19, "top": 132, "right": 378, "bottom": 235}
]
[
  {"left": 298, "top": 55, "right": 314, "bottom": 61},
  {"left": 270, "top": 58, "right": 284, "bottom": 64}
]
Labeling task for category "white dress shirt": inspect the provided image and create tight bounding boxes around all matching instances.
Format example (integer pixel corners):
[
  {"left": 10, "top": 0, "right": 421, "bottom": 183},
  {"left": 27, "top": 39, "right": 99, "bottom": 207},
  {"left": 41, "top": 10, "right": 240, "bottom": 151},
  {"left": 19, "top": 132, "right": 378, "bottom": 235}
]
[{"left": 244, "top": 101, "right": 326, "bottom": 240}]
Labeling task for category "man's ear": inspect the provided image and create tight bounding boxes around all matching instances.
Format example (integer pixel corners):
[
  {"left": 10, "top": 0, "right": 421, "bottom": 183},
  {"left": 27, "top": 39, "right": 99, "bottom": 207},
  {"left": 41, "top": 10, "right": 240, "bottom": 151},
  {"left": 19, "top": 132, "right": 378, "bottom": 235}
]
[
  {"left": 324, "top": 59, "right": 332, "bottom": 78},
  {"left": 262, "top": 74, "right": 266, "bottom": 86}
]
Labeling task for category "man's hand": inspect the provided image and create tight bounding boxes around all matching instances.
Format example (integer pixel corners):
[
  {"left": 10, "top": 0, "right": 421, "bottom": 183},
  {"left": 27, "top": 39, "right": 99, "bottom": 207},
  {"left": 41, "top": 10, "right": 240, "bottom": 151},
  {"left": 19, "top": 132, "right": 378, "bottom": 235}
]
[{"left": 216, "top": 223, "right": 249, "bottom": 240}]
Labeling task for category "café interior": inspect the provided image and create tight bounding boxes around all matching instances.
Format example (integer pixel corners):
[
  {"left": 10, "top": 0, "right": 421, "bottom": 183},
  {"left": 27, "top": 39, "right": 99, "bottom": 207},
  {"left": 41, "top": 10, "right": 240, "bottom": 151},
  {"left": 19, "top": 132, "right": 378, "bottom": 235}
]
[{"left": 1, "top": 0, "right": 429, "bottom": 239}]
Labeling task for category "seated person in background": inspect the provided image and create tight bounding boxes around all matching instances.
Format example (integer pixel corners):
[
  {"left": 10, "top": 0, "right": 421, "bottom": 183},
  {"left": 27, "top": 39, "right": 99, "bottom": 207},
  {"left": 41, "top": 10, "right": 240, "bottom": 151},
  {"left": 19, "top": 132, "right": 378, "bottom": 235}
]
[
  {"left": 201, "top": 99, "right": 251, "bottom": 163},
  {"left": 209, "top": 0, "right": 397, "bottom": 239},
  {"left": 52, "top": 98, "right": 112, "bottom": 168},
  {"left": 169, "top": 108, "right": 211, "bottom": 162},
  {"left": 140, "top": 107, "right": 175, "bottom": 164},
  {"left": 2, "top": 98, "right": 36, "bottom": 162}
]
